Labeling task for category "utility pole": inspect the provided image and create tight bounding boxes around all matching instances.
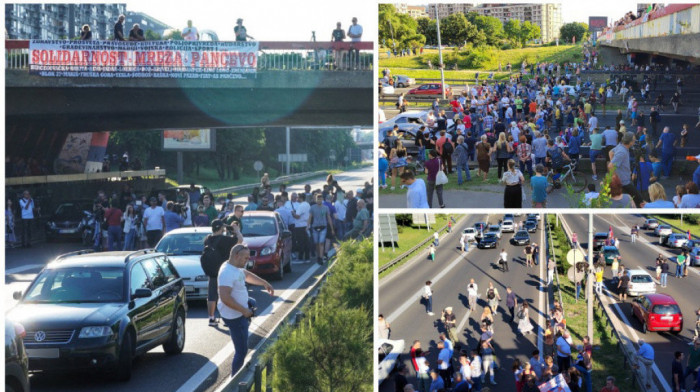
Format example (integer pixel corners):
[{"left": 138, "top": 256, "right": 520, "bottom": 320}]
[
  {"left": 587, "top": 214, "right": 594, "bottom": 342},
  {"left": 434, "top": 4, "right": 446, "bottom": 100},
  {"left": 286, "top": 126, "right": 291, "bottom": 175}
]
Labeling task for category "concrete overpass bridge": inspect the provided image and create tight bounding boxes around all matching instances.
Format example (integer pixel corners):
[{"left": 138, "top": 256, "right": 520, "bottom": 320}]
[
  {"left": 5, "top": 40, "right": 373, "bottom": 160},
  {"left": 598, "top": 4, "right": 700, "bottom": 65}
]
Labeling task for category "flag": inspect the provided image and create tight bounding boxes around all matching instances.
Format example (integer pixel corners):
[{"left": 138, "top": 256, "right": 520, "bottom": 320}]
[
  {"left": 688, "top": 230, "right": 691, "bottom": 240},
  {"left": 539, "top": 374, "right": 572, "bottom": 392}
]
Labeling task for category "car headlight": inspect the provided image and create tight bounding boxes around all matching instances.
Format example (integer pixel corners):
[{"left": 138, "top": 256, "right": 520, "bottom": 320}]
[
  {"left": 194, "top": 275, "right": 209, "bottom": 282},
  {"left": 47, "top": 221, "right": 56, "bottom": 228},
  {"left": 79, "top": 326, "right": 114, "bottom": 338},
  {"left": 260, "top": 245, "right": 276, "bottom": 256}
]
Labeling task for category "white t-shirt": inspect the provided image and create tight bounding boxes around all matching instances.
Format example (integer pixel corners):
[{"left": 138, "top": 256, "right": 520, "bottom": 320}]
[
  {"left": 470, "top": 355, "right": 482, "bottom": 378},
  {"left": 467, "top": 283, "right": 478, "bottom": 297},
  {"left": 500, "top": 251, "right": 508, "bottom": 261},
  {"left": 417, "top": 357, "right": 430, "bottom": 374},
  {"left": 217, "top": 263, "right": 248, "bottom": 319},
  {"left": 143, "top": 206, "right": 165, "bottom": 231},
  {"left": 347, "top": 24, "right": 363, "bottom": 42},
  {"left": 294, "top": 202, "right": 310, "bottom": 227},
  {"left": 182, "top": 26, "right": 199, "bottom": 41},
  {"left": 460, "top": 362, "right": 472, "bottom": 380},
  {"left": 334, "top": 200, "right": 347, "bottom": 221},
  {"left": 18, "top": 198, "right": 34, "bottom": 220}
]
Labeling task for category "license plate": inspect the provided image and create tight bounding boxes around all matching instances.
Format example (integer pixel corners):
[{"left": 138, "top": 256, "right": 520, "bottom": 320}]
[
  {"left": 59, "top": 229, "right": 76, "bottom": 234},
  {"left": 27, "top": 348, "right": 60, "bottom": 358},
  {"left": 185, "top": 286, "right": 195, "bottom": 293},
  {"left": 661, "top": 316, "right": 673, "bottom": 321}
]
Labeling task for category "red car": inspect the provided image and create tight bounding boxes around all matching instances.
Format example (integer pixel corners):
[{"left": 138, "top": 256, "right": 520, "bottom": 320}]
[
  {"left": 241, "top": 211, "right": 293, "bottom": 280},
  {"left": 407, "top": 83, "right": 452, "bottom": 96},
  {"left": 630, "top": 293, "right": 683, "bottom": 334}
]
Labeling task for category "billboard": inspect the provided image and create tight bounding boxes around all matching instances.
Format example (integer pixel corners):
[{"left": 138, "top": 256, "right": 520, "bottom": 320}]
[
  {"left": 162, "top": 129, "right": 215, "bottom": 151},
  {"left": 29, "top": 40, "right": 258, "bottom": 79},
  {"left": 588, "top": 16, "right": 608, "bottom": 32}
]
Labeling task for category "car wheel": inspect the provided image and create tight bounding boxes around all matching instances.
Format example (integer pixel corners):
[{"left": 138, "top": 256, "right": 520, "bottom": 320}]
[
  {"left": 275, "top": 260, "right": 285, "bottom": 280},
  {"left": 670, "top": 328, "right": 681, "bottom": 335},
  {"left": 5, "top": 383, "right": 17, "bottom": 392},
  {"left": 283, "top": 255, "right": 292, "bottom": 273},
  {"left": 398, "top": 83, "right": 405, "bottom": 88},
  {"left": 113, "top": 330, "right": 134, "bottom": 381},
  {"left": 163, "top": 308, "right": 186, "bottom": 355}
]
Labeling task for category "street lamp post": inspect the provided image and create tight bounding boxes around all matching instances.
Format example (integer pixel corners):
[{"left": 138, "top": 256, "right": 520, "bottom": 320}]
[{"left": 434, "top": 5, "right": 446, "bottom": 100}]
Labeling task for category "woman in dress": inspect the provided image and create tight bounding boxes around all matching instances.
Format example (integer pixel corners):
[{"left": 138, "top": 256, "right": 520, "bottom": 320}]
[
  {"left": 476, "top": 134, "right": 492, "bottom": 181},
  {"left": 495, "top": 132, "right": 513, "bottom": 178},
  {"left": 501, "top": 159, "right": 525, "bottom": 208},
  {"left": 517, "top": 302, "right": 534, "bottom": 335},
  {"left": 485, "top": 282, "right": 501, "bottom": 314},
  {"left": 121, "top": 204, "right": 137, "bottom": 251}
]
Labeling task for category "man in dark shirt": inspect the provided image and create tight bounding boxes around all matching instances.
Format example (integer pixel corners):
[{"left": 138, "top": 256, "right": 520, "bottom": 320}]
[
  {"left": 672, "top": 351, "right": 685, "bottom": 392},
  {"left": 617, "top": 269, "right": 630, "bottom": 302},
  {"left": 113, "top": 14, "right": 125, "bottom": 41},
  {"left": 128, "top": 23, "right": 145, "bottom": 41},
  {"left": 204, "top": 219, "right": 242, "bottom": 326},
  {"left": 393, "top": 365, "right": 408, "bottom": 392}
]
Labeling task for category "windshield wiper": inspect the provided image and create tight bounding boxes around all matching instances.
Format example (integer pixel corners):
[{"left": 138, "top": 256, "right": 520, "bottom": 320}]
[{"left": 244, "top": 233, "right": 268, "bottom": 237}]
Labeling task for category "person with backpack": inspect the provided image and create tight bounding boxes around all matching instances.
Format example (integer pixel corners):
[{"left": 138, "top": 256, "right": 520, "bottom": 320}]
[
  {"left": 485, "top": 282, "right": 501, "bottom": 315},
  {"left": 202, "top": 219, "right": 243, "bottom": 326}
]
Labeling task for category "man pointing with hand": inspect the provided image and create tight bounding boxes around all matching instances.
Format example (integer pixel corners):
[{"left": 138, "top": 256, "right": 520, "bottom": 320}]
[{"left": 218, "top": 243, "right": 275, "bottom": 377}]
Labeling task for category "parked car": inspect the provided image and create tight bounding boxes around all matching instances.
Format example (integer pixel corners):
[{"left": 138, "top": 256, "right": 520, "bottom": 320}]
[
  {"left": 378, "top": 128, "right": 419, "bottom": 157},
  {"left": 462, "top": 228, "right": 477, "bottom": 242},
  {"left": 240, "top": 211, "right": 293, "bottom": 280},
  {"left": 5, "top": 320, "right": 29, "bottom": 392},
  {"left": 501, "top": 220, "right": 514, "bottom": 233},
  {"left": 688, "top": 247, "right": 700, "bottom": 266},
  {"left": 407, "top": 83, "right": 452, "bottom": 96},
  {"left": 155, "top": 227, "right": 213, "bottom": 301},
  {"left": 379, "top": 82, "right": 395, "bottom": 95},
  {"left": 487, "top": 225, "right": 502, "bottom": 239},
  {"left": 527, "top": 213, "right": 540, "bottom": 221},
  {"left": 477, "top": 233, "right": 499, "bottom": 249},
  {"left": 524, "top": 219, "right": 538, "bottom": 233},
  {"left": 600, "top": 246, "right": 620, "bottom": 265},
  {"left": 511, "top": 230, "right": 530, "bottom": 246},
  {"left": 625, "top": 269, "right": 656, "bottom": 296},
  {"left": 394, "top": 75, "right": 416, "bottom": 88},
  {"left": 654, "top": 224, "right": 672, "bottom": 237},
  {"left": 556, "top": 85, "right": 579, "bottom": 98},
  {"left": 630, "top": 293, "right": 683, "bottom": 334},
  {"left": 6, "top": 250, "right": 187, "bottom": 381},
  {"left": 592, "top": 232, "right": 609, "bottom": 251},
  {"left": 378, "top": 339, "right": 405, "bottom": 385},
  {"left": 378, "top": 110, "right": 429, "bottom": 131},
  {"left": 681, "top": 239, "right": 699, "bottom": 253},
  {"left": 642, "top": 218, "right": 659, "bottom": 230},
  {"left": 666, "top": 233, "right": 688, "bottom": 248},
  {"left": 503, "top": 214, "right": 514, "bottom": 222},
  {"left": 474, "top": 222, "right": 488, "bottom": 239},
  {"left": 45, "top": 199, "right": 93, "bottom": 241}
]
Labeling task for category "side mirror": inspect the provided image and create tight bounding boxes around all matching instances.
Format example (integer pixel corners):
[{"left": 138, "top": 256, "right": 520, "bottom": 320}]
[
  {"left": 13, "top": 291, "right": 23, "bottom": 300},
  {"left": 132, "top": 288, "right": 152, "bottom": 299}
]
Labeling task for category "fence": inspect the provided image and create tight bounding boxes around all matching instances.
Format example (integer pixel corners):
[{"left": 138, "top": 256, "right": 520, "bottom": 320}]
[
  {"left": 545, "top": 215, "right": 565, "bottom": 316},
  {"left": 378, "top": 220, "right": 454, "bottom": 274},
  {"left": 5, "top": 40, "right": 373, "bottom": 71}
]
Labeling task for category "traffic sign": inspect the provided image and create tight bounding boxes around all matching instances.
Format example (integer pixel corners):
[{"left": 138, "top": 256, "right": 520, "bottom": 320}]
[
  {"left": 566, "top": 248, "right": 585, "bottom": 266},
  {"left": 253, "top": 161, "right": 263, "bottom": 171}
]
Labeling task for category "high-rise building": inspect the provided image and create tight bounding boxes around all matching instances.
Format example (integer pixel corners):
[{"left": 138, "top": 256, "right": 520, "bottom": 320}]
[
  {"left": 425, "top": 3, "right": 563, "bottom": 43},
  {"left": 5, "top": 3, "right": 126, "bottom": 40},
  {"left": 407, "top": 6, "right": 429, "bottom": 19},
  {"left": 125, "top": 11, "right": 172, "bottom": 37}
]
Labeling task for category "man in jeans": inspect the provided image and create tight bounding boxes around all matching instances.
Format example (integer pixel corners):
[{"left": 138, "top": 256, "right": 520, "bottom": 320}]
[
  {"left": 18, "top": 190, "right": 36, "bottom": 248},
  {"left": 218, "top": 244, "right": 274, "bottom": 377},
  {"left": 308, "top": 194, "right": 334, "bottom": 265},
  {"left": 636, "top": 339, "right": 655, "bottom": 388},
  {"left": 290, "top": 193, "right": 311, "bottom": 262},
  {"left": 609, "top": 132, "right": 643, "bottom": 206}
]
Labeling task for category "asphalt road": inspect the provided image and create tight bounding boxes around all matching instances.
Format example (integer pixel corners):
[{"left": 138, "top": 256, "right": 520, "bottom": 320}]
[
  {"left": 560, "top": 213, "right": 700, "bottom": 389},
  {"left": 378, "top": 213, "right": 547, "bottom": 391},
  {"left": 5, "top": 236, "right": 327, "bottom": 392}
]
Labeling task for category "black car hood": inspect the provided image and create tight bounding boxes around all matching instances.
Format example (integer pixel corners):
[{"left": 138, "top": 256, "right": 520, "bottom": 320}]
[{"left": 7, "top": 303, "right": 123, "bottom": 330}]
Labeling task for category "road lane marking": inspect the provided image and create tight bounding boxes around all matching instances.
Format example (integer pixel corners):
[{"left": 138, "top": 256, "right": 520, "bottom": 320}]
[
  {"left": 5, "top": 264, "right": 44, "bottom": 274},
  {"left": 537, "top": 223, "right": 545, "bottom": 356},
  {"left": 562, "top": 215, "right": 671, "bottom": 392},
  {"left": 175, "top": 263, "right": 321, "bottom": 392}
]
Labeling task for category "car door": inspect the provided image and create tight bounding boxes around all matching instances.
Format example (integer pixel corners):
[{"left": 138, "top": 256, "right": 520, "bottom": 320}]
[
  {"left": 141, "top": 257, "right": 177, "bottom": 340},
  {"left": 128, "top": 261, "right": 160, "bottom": 346}
]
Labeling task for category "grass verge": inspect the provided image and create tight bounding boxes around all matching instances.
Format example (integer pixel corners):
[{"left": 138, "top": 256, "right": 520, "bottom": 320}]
[
  {"left": 652, "top": 215, "right": 700, "bottom": 237},
  {"left": 547, "top": 216, "right": 638, "bottom": 392},
  {"left": 379, "top": 168, "right": 501, "bottom": 196},
  {"left": 378, "top": 214, "right": 457, "bottom": 273}
]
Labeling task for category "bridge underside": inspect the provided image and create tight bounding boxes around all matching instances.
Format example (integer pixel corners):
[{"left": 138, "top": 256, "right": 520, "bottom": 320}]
[
  {"left": 602, "top": 33, "right": 700, "bottom": 65},
  {"left": 5, "top": 70, "right": 373, "bottom": 136}
]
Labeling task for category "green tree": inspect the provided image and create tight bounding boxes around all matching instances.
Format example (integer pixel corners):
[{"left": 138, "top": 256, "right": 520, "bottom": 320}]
[
  {"left": 504, "top": 19, "right": 521, "bottom": 44},
  {"left": 560, "top": 22, "right": 589, "bottom": 43},
  {"left": 163, "top": 29, "right": 184, "bottom": 40},
  {"left": 109, "top": 130, "right": 163, "bottom": 169},
  {"left": 520, "top": 21, "right": 541, "bottom": 45},
  {"left": 416, "top": 17, "right": 437, "bottom": 46},
  {"left": 144, "top": 29, "right": 161, "bottom": 40},
  {"left": 470, "top": 14, "right": 504, "bottom": 46},
  {"left": 439, "top": 13, "right": 481, "bottom": 47},
  {"left": 211, "top": 128, "right": 265, "bottom": 180},
  {"left": 379, "top": 4, "right": 424, "bottom": 51}
]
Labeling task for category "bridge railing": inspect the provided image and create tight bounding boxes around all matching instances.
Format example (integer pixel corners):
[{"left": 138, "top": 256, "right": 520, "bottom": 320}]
[
  {"left": 600, "top": 4, "right": 700, "bottom": 43},
  {"left": 5, "top": 40, "right": 373, "bottom": 71}
]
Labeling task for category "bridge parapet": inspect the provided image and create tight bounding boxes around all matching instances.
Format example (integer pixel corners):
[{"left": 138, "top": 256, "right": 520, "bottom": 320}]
[{"left": 600, "top": 4, "right": 700, "bottom": 43}]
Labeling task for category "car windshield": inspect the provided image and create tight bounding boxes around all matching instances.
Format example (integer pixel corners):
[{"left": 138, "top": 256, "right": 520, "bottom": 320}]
[
  {"left": 488, "top": 226, "right": 499, "bottom": 232},
  {"left": 54, "top": 203, "right": 87, "bottom": 218},
  {"left": 23, "top": 267, "right": 125, "bottom": 303},
  {"left": 516, "top": 231, "right": 528, "bottom": 237},
  {"left": 241, "top": 216, "right": 278, "bottom": 237},
  {"left": 631, "top": 274, "right": 652, "bottom": 283},
  {"left": 484, "top": 233, "right": 498, "bottom": 239},
  {"left": 652, "top": 304, "right": 681, "bottom": 315},
  {"left": 156, "top": 232, "right": 209, "bottom": 255}
]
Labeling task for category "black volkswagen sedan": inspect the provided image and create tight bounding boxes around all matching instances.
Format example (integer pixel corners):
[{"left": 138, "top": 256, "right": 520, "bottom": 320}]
[
  {"left": 6, "top": 250, "right": 187, "bottom": 381},
  {"left": 511, "top": 230, "right": 531, "bottom": 246},
  {"left": 477, "top": 233, "right": 499, "bottom": 249},
  {"left": 45, "top": 199, "right": 93, "bottom": 241}
]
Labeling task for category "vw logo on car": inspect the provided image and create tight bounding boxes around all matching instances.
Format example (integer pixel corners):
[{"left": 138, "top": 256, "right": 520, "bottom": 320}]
[{"left": 34, "top": 330, "right": 46, "bottom": 342}]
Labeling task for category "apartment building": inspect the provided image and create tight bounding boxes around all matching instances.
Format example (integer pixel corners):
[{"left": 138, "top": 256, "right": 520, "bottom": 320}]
[{"left": 5, "top": 3, "right": 126, "bottom": 40}]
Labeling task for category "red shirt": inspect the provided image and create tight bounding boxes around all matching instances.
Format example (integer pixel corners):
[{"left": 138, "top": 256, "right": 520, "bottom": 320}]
[
  {"left": 105, "top": 208, "right": 123, "bottom": 227},
  {"left": 435, "top": 136, "right": 448, "bottom": 155}
]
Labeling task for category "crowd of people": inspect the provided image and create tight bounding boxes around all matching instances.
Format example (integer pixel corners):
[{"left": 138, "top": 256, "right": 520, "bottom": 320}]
[{"left": 5, "top": 174, "right": 374, "bottom": 256}]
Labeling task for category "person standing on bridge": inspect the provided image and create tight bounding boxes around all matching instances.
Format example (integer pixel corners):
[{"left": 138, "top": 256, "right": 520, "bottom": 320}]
[
  {"left": 234, "top": 18, "right": 254, "bottom": 41},
  {"left": 218, "top": 244, "right": 274, "bottom": 377},
  {"left": 182, "top": 20, "right": 199, "bottom": 41},
  {"left": 79, "top": 24, "right": 92, "bottom": 40},
  {"left": 128, "top": 23, "right": 145, "bottom": 41},
  {"left": 113, "top": 14, "right": 125, "bottom": 41},
  {"left": 331, "top": 22, "right": 346, "bottom": 70},
  {"left": 346, "top": 17, "right": 363, "bottom": 69}
]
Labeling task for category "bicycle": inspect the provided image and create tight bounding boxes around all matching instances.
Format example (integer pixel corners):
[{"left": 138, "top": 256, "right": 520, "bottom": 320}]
[{"left": 545, "top": 159, "right": 588, "bottom": 194}]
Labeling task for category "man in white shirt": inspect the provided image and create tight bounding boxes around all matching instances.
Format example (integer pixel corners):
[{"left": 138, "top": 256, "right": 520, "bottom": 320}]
[
  {"left": 218, "top": 244, "right": 274, "bottom": 377},
  {"left": 18, "top": 190, "right": 36, "bottom": 248},
  {"left": 459, "top": 353, "right": 473, "bottom": 389},
  {"left": 347, "top": 17, "right": 363, "bottom": 69},
  {"left": 290, "top": 193, "right": 311, "bottom": 262},
  {"left": 142, "top": 197, "right": 165, "bottom": 247},
  {"left": 499, "top": 248, "right": 509, "bottom": 272},
  {"left": 469, "top": 350, "right": 482, "bottom": 391},
  {"left": 467, "top": 279, "right": 479, "bottom": 312},
  {"left": 182, "top": 20, "right": 199, "bottom": 41}
]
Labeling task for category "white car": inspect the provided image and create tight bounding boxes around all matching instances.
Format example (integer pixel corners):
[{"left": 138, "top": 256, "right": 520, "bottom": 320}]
[
  {"left": 462, "top": 228, "right": 477, "bottom": 242},
  {"left": 654, "top": 225, "right": 672, "bottom": 237},
  {"left": 625, "top": 269, "right": 656, "bottom": 296},
  {"left": 689, "top": 247, "right": 700, "bottom": 266},
  {"left": 378, "top": 339, "right": 405, "bottom": 385},
  {"left": 501, "top": 220, "right": 514, "bottom": 233},
  {"left": 380, "top": 83, "right": 395, "bottom": 95},
  {"left": 642, "top": 218, "right": 659, "bottom": 230},
  {"left": 487, "top": 225, "right": 502, "bottom": 239},
  {"left": 666, "top": 233, "right": 688, "bottom": 248},
  {"left": 155, "top": 227, "right": 213, "bottom": 300}
]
